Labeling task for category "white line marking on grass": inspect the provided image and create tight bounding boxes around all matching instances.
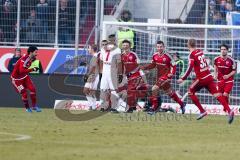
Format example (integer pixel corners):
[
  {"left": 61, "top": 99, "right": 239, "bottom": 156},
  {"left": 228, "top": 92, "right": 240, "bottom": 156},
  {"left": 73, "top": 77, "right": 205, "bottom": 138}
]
[{"left": 0, "top": 132, "right": 31, "bottom": 142}]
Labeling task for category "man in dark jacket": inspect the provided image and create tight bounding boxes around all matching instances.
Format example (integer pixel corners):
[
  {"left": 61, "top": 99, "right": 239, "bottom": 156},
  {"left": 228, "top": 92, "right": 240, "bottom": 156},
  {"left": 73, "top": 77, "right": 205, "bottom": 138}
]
[{"left": 7, "top": 48, "right": 21, "bottom": 73}]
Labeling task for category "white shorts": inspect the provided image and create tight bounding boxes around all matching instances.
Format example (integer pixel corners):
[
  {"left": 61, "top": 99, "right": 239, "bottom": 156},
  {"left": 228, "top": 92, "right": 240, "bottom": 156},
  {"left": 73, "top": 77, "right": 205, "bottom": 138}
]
[
  {"left": 100, "top": 73, "right": 118, "bottom": 90},
  {"left": 84, "top": 75, "right": 99, "bottom": 90}
]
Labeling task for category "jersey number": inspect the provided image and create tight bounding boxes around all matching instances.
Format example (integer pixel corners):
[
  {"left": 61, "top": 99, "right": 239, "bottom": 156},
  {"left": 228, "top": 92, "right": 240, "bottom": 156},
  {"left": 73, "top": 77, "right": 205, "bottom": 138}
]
[{"left": 198, "top": 55, "right": 208, "bottom": 68}]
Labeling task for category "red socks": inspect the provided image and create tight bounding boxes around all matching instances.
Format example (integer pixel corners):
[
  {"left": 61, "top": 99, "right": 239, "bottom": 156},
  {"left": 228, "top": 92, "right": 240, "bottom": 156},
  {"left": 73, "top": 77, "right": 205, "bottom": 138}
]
[
  {"left": 150, "top": 96, "right": 158, "bottom": 110},
  {"left": 217, "top": 96, "right": 231, "bottom": 113},
  {"left": 30, "top": 93, "right": 37, "bottom": 108},
  {"left": 189, "top": 94, "right": 205, "bottom": 113},
  {"left": 170, "top": 92, "right": 184, "bottom": 107}
]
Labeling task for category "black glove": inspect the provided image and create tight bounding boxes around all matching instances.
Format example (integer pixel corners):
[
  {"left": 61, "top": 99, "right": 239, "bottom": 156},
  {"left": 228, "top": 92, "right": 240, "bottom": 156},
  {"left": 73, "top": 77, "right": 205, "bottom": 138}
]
[
  {"left": 118, "top": 75, "right": 123, "bottom": 83},
  {"left": 79, "top": 62, "right": 87, "bottom": 66},
  {"left": 32, "top": 67, "right": 39, "bottom": 72},
  {"left": 99, "top": 73, "right": 102, "bottom": 82},
  {"left": 83, "top": 75, "right": 88, "bottom": 83}
]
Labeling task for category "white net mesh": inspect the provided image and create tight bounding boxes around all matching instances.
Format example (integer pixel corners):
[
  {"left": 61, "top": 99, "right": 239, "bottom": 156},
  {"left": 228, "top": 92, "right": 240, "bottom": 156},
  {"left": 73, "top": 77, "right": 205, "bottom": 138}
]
[{"left": 103, "top": 22, "right": 240, "bottom": 107}]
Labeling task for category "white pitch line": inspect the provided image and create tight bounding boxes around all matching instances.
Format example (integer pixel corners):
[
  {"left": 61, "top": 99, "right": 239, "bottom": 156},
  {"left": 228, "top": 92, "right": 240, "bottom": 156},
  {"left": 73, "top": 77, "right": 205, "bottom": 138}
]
[{"left": 0, "top": 132, "right": 31, "bottom": 142}]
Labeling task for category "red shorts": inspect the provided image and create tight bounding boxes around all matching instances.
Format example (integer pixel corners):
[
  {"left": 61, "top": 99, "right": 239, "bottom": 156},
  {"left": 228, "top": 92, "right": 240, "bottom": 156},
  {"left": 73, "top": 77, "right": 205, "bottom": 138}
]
[
  {"left": 189, "top": 78, "right": 219, "bottom": 95},
  {"left": 217, "top": 81, "right": 234, "bottom": 94},
  {"left": 156, "top": 76, "right": 171, "bottom": 91},
  {"left": 11, "top": 76, "right": 36, "bottom": 94},
  {"left": 127, "top": 75, "right": 148, "bottom": 106}
]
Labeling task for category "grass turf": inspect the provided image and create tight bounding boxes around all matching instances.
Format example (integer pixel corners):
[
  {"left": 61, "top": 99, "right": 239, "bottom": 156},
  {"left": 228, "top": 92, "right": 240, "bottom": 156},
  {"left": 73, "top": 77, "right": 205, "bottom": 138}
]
[{"left": 0, "top": 107, "right": 239, "bottom": 160}]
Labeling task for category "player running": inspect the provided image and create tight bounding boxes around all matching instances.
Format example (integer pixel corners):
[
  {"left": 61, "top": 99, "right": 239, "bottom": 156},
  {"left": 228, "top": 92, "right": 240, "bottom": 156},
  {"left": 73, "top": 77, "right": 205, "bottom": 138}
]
[
  {"left": 118, "top": 40, "right": 148, "bottom": 113},
  {"left": 214, "top": 44, "right": 236, "bottom": 106},
  {"left": 141, "top": 40, "right": 186, "bottom": 114},
  {"left": 11, "top": 46, "right": 41, "bottom": 113},
  {"left": 177, "top": 39, "right": 234, "bottom": 124}
]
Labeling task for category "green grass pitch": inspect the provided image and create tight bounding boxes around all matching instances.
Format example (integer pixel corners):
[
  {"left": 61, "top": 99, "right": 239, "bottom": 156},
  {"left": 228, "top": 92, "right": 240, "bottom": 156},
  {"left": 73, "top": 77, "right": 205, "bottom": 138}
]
[{"left": 0, "top": 107, "right": 239, "bottom": 160}]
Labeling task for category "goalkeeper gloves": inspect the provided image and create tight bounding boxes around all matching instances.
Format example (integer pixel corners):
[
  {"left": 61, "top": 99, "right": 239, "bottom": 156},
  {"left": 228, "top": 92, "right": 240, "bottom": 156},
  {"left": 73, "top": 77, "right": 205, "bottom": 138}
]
[
  {"left": 32, "top": 67, "right": 39, "bottom": 72},
  {"left": 83, "top": 75, "right": 89, "bottom": 83}
]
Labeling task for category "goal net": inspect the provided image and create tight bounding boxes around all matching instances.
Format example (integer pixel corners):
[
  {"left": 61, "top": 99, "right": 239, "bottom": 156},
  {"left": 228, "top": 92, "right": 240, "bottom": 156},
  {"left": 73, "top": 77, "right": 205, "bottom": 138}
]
[{"left": 102, "top": 21, "right": 240, "bottom": 112}]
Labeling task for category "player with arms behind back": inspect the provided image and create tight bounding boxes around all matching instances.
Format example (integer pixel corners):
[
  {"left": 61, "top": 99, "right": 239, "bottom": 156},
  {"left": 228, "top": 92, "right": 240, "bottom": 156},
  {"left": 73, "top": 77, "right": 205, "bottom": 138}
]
[
  {"left": 11, "top": 46, "right": 41, "bottom": 113},
  {"left": 214, "top": 44, "right": 236, "bottom": 106},
  {"left": 177, "top": 39, "right": 234, "bottom": 124}
]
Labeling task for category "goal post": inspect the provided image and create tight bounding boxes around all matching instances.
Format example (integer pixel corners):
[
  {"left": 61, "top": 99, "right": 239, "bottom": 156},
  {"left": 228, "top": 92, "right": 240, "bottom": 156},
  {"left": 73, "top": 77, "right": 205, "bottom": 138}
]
[{"left": 102, "top": 21, "right": 240, "bottom": 113}]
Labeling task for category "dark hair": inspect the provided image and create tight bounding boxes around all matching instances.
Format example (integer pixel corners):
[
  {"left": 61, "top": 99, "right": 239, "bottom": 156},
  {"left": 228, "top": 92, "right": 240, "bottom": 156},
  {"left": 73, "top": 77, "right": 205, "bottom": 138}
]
[
  {"left": 219, "top": 44, "right": 229, "bottom": 50},
  {"left": 188, "top": 39, "right": 196, "bottom": 48},
  {"left": 156, "top": 40, "right": 165, "bottom": 46},
  {"left": 90, "top": 44, "right": 98, "bottom": 52},
  {"left": 101, "top": 39, "right": 108, "bottom": 43},
  {"left": 27, "top": 46, "right": 38, "bottom": 54},
  {"left": 108, "top": 34, "right": 115, "bottom": 39},
  {"left": 15, "top": 48, "right": 21, "bottom": 52},
  {"left": 122, "top": 39, "right": 131, "bottom": 46},
  {"left": 121, "top": 10, "right": 132, "bottom": 22}
]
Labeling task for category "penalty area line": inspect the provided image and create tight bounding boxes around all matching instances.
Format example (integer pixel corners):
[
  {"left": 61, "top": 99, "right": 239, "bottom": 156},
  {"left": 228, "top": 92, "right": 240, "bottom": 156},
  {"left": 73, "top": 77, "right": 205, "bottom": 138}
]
[{"left": 0, "top": 132, "right": 32, "bottom": 142}]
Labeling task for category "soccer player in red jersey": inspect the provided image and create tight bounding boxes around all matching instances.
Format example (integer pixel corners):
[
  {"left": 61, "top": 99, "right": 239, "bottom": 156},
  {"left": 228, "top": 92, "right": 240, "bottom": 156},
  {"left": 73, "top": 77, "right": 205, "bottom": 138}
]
[
  {"left": 177, "top": 39, "right": 234, "bottom": 124},
  {"left": 118, "top": 40, "right": 148, "bottom": 112},
  {"left": 11, "top": 46, "right": 41, "bottom": 113},
  {"left": 214, "top": 44, "right": 236, "bottom": 105},
  {"left": 141, "top": 41, "right": 186, "bottom": 114}
]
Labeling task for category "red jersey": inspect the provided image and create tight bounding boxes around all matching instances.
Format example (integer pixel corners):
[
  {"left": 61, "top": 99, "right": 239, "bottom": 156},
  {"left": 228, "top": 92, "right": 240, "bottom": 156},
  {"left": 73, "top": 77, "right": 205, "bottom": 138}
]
[
  {"left": 148, "top": 52, "right": 176, "bottom": 78},
  {"left": 11, "top": 54, "right": 34, "bottom": 80},
  {"left": 214, "top": 55, "right": 236, "bottom": 82},
  {"left": 182, "top": 49, "right": 213, "bottom": 81},
  {"left": 121, "top": 51, "right": 140, "bottom": 78}
]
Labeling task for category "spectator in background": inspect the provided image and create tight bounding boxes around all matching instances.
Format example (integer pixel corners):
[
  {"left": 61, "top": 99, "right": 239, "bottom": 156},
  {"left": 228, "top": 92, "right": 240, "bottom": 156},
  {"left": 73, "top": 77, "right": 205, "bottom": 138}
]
[
  {"left": 26, "top": 9, "right": 40, "bottom": 43},
  {"left": 58, "top": 0, "right": 72, "bottom": 45},
  {"left": 210, "top": 12, "right": 226, "bottom": 49},
  {"left": 209, "top": 0, "right": 216, "bottom": 24},
  {"left": 7, "top": 48, "right": 22, "bottom": 73},
  {"left": 220, "top": 0, "right": 227, "bottom": 17},
  {"left": 225, "top": 2, "right": 233, "bottom": 25},
  {"left": 36, "top": 0, "right": 49, "bottom": 43},
  {"left": 213, "top": 11, "right": 226, "bottom": 24},
  {"left": 0, "top": 0, "right": 17, "bottom": 42},
  {"left": 117, "top": 10, "right": 136, "bottom": 51}
]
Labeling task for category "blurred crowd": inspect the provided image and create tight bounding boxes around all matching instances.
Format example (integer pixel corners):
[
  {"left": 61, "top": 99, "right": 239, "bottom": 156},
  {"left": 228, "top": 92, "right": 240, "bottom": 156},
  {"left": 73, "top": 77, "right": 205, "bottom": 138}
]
[
  {"left": 0, "top": 0, "right": 94, "bottom": 45},
  {"left": 208, "top": 0, "right": 240, "bottom": 25}
]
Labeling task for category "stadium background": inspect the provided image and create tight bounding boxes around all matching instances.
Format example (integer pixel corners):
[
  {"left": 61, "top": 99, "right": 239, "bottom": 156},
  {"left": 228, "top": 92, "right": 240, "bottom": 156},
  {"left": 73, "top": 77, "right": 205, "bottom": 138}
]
[{"left": 0, "top": 0, "right": 240, "bottom": 109}]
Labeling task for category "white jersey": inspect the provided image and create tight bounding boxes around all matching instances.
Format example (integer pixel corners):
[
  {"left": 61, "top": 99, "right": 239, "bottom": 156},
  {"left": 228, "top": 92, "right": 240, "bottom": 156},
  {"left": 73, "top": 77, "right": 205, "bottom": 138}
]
[
  {"left": 100, "top": 47, "right": 121, "bottom": 72},
  {"left": 100, "top": 47, "right": 121, "bottom": 90}
]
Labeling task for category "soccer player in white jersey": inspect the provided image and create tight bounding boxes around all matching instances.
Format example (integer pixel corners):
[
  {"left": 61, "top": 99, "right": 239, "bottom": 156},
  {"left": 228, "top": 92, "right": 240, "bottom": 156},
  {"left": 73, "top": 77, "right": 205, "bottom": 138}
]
[
  {"left": 99, "top": 36, "right": 122, "bottom": 112},
  {"left": 83, "top": 44, "right": 100, "bottom": 110}
]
